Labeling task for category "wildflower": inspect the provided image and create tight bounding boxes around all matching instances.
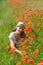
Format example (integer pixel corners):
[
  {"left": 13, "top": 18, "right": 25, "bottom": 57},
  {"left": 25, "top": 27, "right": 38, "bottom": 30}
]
[
  {"left": 24, "top": 26, "right": 32, "bottom": 32},
  {"left": 36, "top": 23, "right": 41, "bottom": 28},
  {"left": 21, "top": 57, "right": 26, "bottom": 62},
  {"left": 21, "top": 0, "right": 25, "bottom": 2},
  {"left": 27, "top": 58, "right": 34, "bottom": 64},
  {"left": 15, "top": 14, "right": 19, "bottom": 18},
  {"left": 30, "top": 19, "right": 34, "bottom": 24},
  {"left": 16, "top": 61, "right": 22, "bottom": 65},
  {"left": 35, "top": 10, "right": 41, "bottom": 13},
  {"left": 25, "top": 12, "right": 32, "bottom": 17},
  {"left": 37, "top": 62, "right": 43, "bottom": 65},
  {"left": 38, "top": 17, "right": 41, "bottom": 20},
  {"left": 21, "top": 56, "right": 29, "bottom": 62},
  {"left": 33, "top": 50, "right": 39, "bottom": 56},
  {"left": 29, "top": 35, "right": 35, "bottom": 40},
  {"left": 21, "top": 52, "right": 26, "bottom": 56}
]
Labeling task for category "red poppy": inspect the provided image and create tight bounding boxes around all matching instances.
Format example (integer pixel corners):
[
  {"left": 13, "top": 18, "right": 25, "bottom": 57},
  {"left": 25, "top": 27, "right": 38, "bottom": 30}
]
[
  {"left": 29, "top": 35, "right": 35, "bottom": 40},
  {"left": 35, "top": 10, "right": 41, "bottom": 13},
  {"left": 21, "top": 57, "right": 26, "bottom": 62},
  {"left": 38, "top": 17, "right": 41, "bottom": 20},
  {"left": 21, "top": 56, "right": 29, "bottom": 62},
  {"left": 27, "top": 59, "right": 34, "bottom": 64},
  {"left": 37, "top": 62, "right": 43, "bottom": 65},
  {"left": 15, "top": 14, "right": 19, "bottom": 18},
  {"left": 24, "top": 26, "right": 32, "bottom": 32},
  {"left": 21, "top": 0, "right": 25, "bottom": 2},
  {"left": 29, "top": 59, "right": 34, "bottom": 64},
  {"left": 30, "top": 19, "right": 34, "bottom": 24},
  {"left": 41, "top": 16, "right": 43, "bottom": 20},
  {"left": 36, "top": 23, "right": 41, "bottom": 28},
  {"left": 16, "top": 61, "right": 22, "bottom": 65},
  {"left": 33, "top": 50, "right": 39, "bottom": 56},
  {"left": 10, "top": 0, "right": 17, "bottom": 5}
]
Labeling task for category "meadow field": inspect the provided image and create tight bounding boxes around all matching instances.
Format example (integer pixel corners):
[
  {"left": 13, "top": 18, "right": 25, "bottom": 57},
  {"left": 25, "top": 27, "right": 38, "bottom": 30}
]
[{"left": 0, "top": 0, "right": 43, "bottom": 65}]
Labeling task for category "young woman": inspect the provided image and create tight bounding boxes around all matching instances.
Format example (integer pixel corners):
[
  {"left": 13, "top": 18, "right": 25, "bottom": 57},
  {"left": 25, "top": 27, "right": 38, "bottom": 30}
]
[{"left": 8, "top": 21, "right": 26, "bottom": 56}]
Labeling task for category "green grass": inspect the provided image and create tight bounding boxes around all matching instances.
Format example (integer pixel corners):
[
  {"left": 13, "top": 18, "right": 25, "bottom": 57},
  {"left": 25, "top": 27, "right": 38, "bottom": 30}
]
[{"left": 0, "top": 0, "right": 43, "bottom": 65}]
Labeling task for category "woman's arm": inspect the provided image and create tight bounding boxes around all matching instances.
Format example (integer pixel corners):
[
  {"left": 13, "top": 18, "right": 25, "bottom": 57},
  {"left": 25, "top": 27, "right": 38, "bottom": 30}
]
[{"left": 9, "top": 38, "right": 22, "bottom": 55}]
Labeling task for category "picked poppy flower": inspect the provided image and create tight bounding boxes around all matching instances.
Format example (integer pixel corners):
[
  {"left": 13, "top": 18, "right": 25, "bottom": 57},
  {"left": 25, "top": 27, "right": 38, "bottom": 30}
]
[
  {"left": 37, "top": 62, "right": 43, "bottom": 65},
  {"left": 16, "top": 61, "right": 22, "bottom": 65},
  {"left": 21, "top": 0, "right": 25, "bottom": 2},
  {"left": 33, "top": 50, "right": 39, "bottom": 56},
  {"left": 21, "top": 52, "right": 26, "bottom": 56},
  {"left": 11, "top": 47, "right": 17, "bottom": 53}
]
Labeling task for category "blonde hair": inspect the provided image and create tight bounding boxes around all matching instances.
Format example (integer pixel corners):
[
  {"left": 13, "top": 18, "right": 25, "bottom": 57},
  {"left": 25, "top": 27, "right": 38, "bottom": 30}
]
[{"left": 16, "top": 21, "right": 25, "bottom": 30}]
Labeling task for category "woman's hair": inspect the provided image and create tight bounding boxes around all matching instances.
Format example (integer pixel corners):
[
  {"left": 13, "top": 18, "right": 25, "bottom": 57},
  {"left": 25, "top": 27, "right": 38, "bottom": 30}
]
[
  {"left": 20, "top": 31, "right": 26, "bottom": 38},
  {"left": 16, "top": 21, "right": 25, "bottom": 30},
  {"left": 12, "top": 21, "right": 26, "bottom": 38}
]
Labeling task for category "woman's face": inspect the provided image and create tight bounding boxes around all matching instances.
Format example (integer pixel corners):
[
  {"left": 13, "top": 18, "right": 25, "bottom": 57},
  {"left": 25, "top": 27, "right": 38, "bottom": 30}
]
[{"left": 17, "top": 27, "right": 23, "bottom": 33}]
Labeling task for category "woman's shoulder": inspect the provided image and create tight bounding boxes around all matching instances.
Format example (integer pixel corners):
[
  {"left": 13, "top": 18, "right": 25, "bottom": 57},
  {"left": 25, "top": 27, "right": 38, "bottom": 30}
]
[{"left": 9, "top": 32, "right": 15, "bottom": 38}]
